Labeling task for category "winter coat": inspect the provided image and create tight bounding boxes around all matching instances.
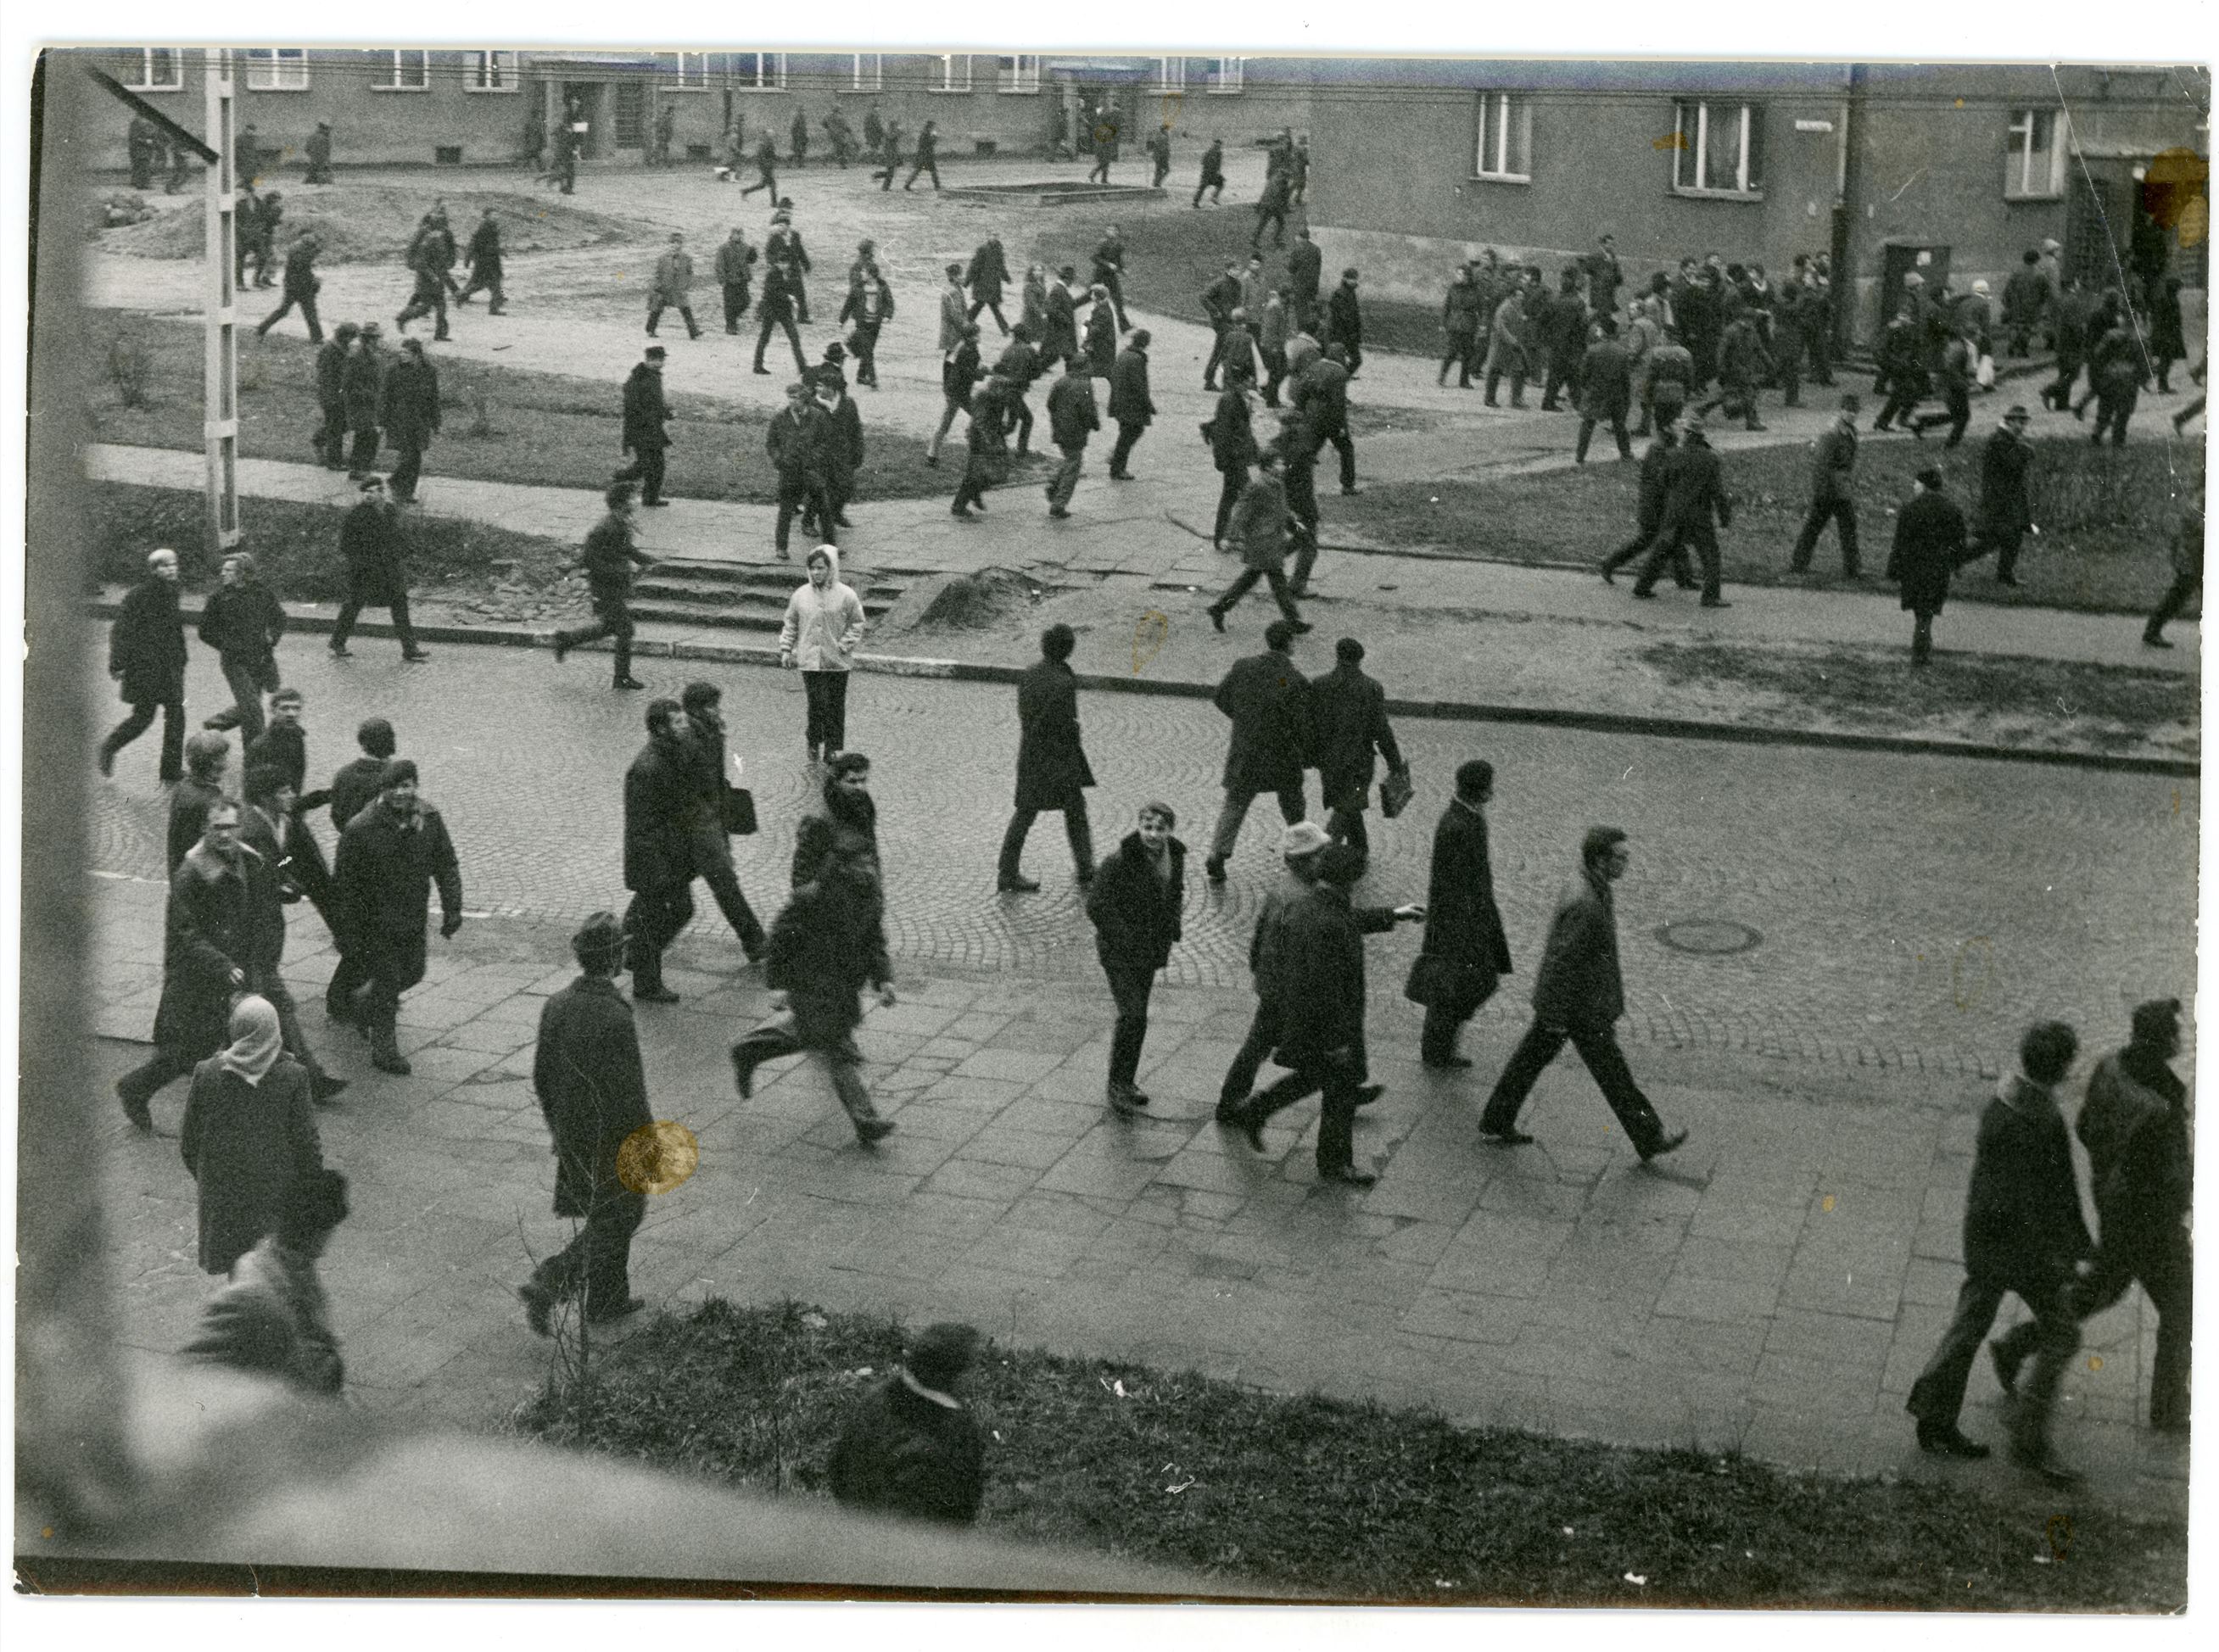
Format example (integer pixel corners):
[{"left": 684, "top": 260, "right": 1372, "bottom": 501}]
[
  {"left": 1419, "top": 798, "right": 1512, "bottom": 978},
  {"left": 1529, "top": 866, "right": 1624, "bottom": 1031},
  {"left": 1976, "top": 428, "right": 2033, "bottom": 533},
  {"left": 110, "top": 574, "right": 187, "bottom": 706},
  {"left": 1260, "top": 296, "right": 1291, "bottom": 355},
  {"left": 967, "top": 239, "right": 1009, "bottom": 303},
  {"left": 819, "top": 394, "right": 864, "bottom": 483},
  {"left": 1021, "top": 271, "right": 1049, "bottom": 337},
  {"left": 1108, "top": 346, "right": 1154, "bottom": 426},
  {"left": 1227, "top": 469, "right": 1293, "bottom": 571},
  {"left": 1086, "top": 831, "right": 1185, "bottom": 973},
  {"left": 152, "top": 842, "right": 265, "bottom": 1055},
  {"left": 621, "top": 363, "right": 672, "bottom": 455},
  {"left": 467, "top": 218, "right": 503, "bottom": 278},
  {"left": 333, "top": 799, "right": 462, "bottom": 951},
  {"left": 1269, "top": 882, "right": 1398, "bottom": 1061},
  {"left": 1085, "top": 302, "right": 1118, "bottom": 378},
  {"left": 1440, "top": 277, "right": 1484, "bottom": 338},
  {"left": 1886, "top": 489, "right": 1967, "bottom": 617},
  {"left": 343, "top": 346, "right": 384, "bottom": 428},
  {"left": 181, "top": 1235, "right": 344, "bottom": 1394},
  {"left": 1963, "top": 1079, "right": 2094, "bottom": 1290},
  {"left": 1045, "top": 371, "right": 1099, "bottom": 449},
  {"left": 778, "top": 552, "right": 867, "bottom": 671},
  {"left": 1808, "top": 422, "right": 1858, "bottom": 505},
  {"left": 765, "top": 402, "right": 824, "bottom": 477},
  {"left": 623, "top": 732, "right": 698, "bottom": 893},
  {"left": 766, "top": 877, "right": 889, "bottom": 1034},
  {"left": 1629, "top": 433, "right": 1678, "bottom": 533},
  {"left": 534, "top": 974, "right": 652, "bottom": 1219},
  {"left": 1577, "top": 338, "right": 1633, "bottom": 421},
  {"left": 2150, "top": 289, "right": 2186, "bottom": 361},
  {"left": 713, "top": 236, "right": 757, "bottom": 288},
  {"left": 1326, "top": 284, "right": 1363, "bottom": 351},
  {"left": 167, "top": 777, "right": 230, "bottom": 877},
  {"left": 327, "top": 756, "right": 387, "bottom": 835},
  {"left": 2078, "top": 1050, "right": 2192, "bottom": 1253},
  {"left": 1309, "top": 662, "right": 1402, "bottom": 811},
  {"left": 579, "top": 512, "right": 650, "bottom": 605},
  {"left": 1287, "top": 238, "right": 1322, "bottom": 303},
  {"left": 1011, "top": 658, "right": 1096, "bottom": 809},
  {"left": 339, "top": 498, "right": 408, "bottom": 605},
  {"left": 198, "top": 581, "right": 286, "bottom": 668},
  {"left": 1657, "top": 438, "right": 1731, "bottom": 533},
  {"left": 1199, "top": 141, "right": 1226, "bottom": 182},
  {"left": 379, "top": 356, "right": 441, "bottom": 446},
  {"left": 1214, "top": 647, "right": 1311, "bottom": 794},
  {"left": 2001, "top": 266, "right": 2049, "bottom": 327},
  {"left": 315, "top": 338, "right": 350, "bottom": 406},
  {"left": 180, "top": 1053, "right": 322, "bottom": 1275},
  {"left": 1291, "top": 355, "right": 1350, "bottom": 435},
  {"left": 651, "top": 248, "right": 694, "bottom": 305},
  {"left": 1208, "top": 387, "right": 1259, "bottom": 472},
  {"left": 1044, "top": 283, "right": 1079, "bottom": 361},
  {"left": 827, "top": 1373, "right": 986, "bottom": 1526}
]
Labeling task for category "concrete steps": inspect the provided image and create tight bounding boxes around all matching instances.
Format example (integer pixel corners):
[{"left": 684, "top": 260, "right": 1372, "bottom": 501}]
[{"left": 629, "top": 558, "right": 905, "bottom": 633}]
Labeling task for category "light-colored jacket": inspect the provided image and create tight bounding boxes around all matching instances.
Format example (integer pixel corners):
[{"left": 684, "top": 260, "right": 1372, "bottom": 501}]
[{"left": 778, "top": 546, "right": 867, "bottom": 672}]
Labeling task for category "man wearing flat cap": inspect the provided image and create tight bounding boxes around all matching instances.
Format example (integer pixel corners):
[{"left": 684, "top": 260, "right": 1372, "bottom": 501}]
[
  {"left": 829, "top": 1321, "right": 987, "bottom": 1525},
  {"left": 332, "top": 758, "right": 464, "bottom": 1075},
  {"left": 1886, "top": 466, "right": 1967, "bottom": 666},
  {"left": 1968, "top": 404, "right": 2036, "bottom": 586}
]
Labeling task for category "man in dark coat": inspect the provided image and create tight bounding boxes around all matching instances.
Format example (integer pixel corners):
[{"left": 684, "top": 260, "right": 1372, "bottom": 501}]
[
  {"left": 1106, "top": 330, "right": 1154, "bottom": 479},
  {"left": 1439, "top": 267, "right": 1484, "bottom": 388},
  {"left": 457, "top": 207, "right": 506, "bottom": 313},
  {"left": 903, "top": 120, "right": 942, "bottom": 190},
  {"left": 621, "top": 699, "right": 699, "bottom": 1004},
  {"left": 1199, "top": 260, "right": 1244, "bottom": 391},
  {"left": 331, "top": 760, "right": 463, "bottom": 1074},
  {"left": 394, "top": 213, "right": 453, "bottom": 342},
  {"left": 1042, "top": 265, "right": 1082, "bottom": 370},
  {"left": 769, "top": 381, "right": 836, "bottom": 551},
  {"left": 304, "top": 120, "right": 333, "bottom": 185},
  {"left": 128, "top": 113, "right": 159, "bottom": 190},
  {"left": 1478, "top": 827, "right": 1687, "bottom": 1161},
  {"left": 1203, "top": 619, "right": 1311, "bottom": 883},
  {"left": 2087, "top": 319, "right": 2147, "bottom": 447},
  {"left": 198, "top": 551, "right": 286, "bottom": 745},
  {"left": 1090, "top": 226, "right": 1130, "bottom": 332},
  {"left": 741, "top": 131, "right": 780, "bottom": 199},
  {"left": 1287, "top": 227, "right": 1323, "bottom": 335},
  {"left": 1599, "top": 426, "right": 1694, "bottom": 587},
  {"left": 966, "top": 235, "right": 1011, "bottom": 335},
  {"left": 1086, "top": 801, "right": 1185, "bottom": 1113},
  {"left": 343, "top": 324, "right": 387, "bottom": 477},
  {"left": 553, "top": 482, "right": 654, "bottom": 689},
  {"left": 813, "top": 373, "right": 864, "bottom": 534},
  {"left": 377, "top": 338, "right": 441, "bottom": 505},
  {"left": 1206, "top": 449, "right": 1305, "bottom": 633},
  {"left": 753, "top": 255, "right": 810, "bottom": 378},
  {"left": 1291, "top": 343, "right": 1358, "bottom": 496},
  {"left": 254, "top": 232, "right": 323, "bottom": 342},
  {"left": 115, "top": 800, "right": 264, "bottom": 1130},
  {"left": 311, "top": 321, "right": 356, "bottom": 467},
  {"left": 1906, "top": 1021, "right": 2092, "bottom": 1482},
  {"left": 2073, "top": 997, "right": 2192, "bottom": 1432},
  {"left": 1910, "top": 326, "right": 1977, "bottom": 447},
  {"left": 1629, "top": 417, "right": 1734, "bottom": 606},
  {"left": 518, "top": 912, "right": 653, "bottom": 1332},
  {"left": 713, "top": 225, "right": 757, "bottom": 335},
  {"left": 327, "top": 717, "right": 398, "bottom": 840},
  {"left": 1309, "top": 637, "right": 1404, "bottom": 871},
  {"left": 1966, "top": 405, "right": 2036, "bottom": 584},
  {"left": 675, "top": 681, "right": 767, "bottom": 963},
  {"left": 1886, "top": 466, "right": 1968, "bottom": 666},
  {"left": 1252, "top": 165, "right": 1294, "bottom": 252},
  {"left": 329, "top": 476, "right": 428, "bottom": 660},
  {"left": 1414, "top": 759, "right": 1513, "bottom": 1069},
  {"left": 824, "top": 108, "right": 857, "bottom": 168},
  {"left": 1043, "top": 355, "right": 1098, "bottom": 519},
  {"left": 1538, "top": 270, "right": 1590, "bottom": 412},
  {"left": 1324, "top": 269, "right": 1365, "bottom": 380},
  {"left": 1208, "top": 371, "right": 1260, "bottom": 546},
  {"left": 1573, "top": 315, "right": 1634, "bottom": 463},
  {"left": 1221, "top": 835, "right": 1423, "bottom": 1186},
  {"left": 1789, "top": 395, "right": 1863, "bottom": 578},
  {"left": 99, "top": 547, "right": 188, "bottom": 784},
  {"left": 615, "top": 344, "right": 674, "bottom": 506},
  {"left": 1147, "top": 124, "right": 1171, "bottom": 187},
  {"left": 1215, "top": 829, "right": 1327, "bottom": 1115},
  {"left": 997, "top": 624, "right": 1096, "bottom": 892},
  {"left": 1193, "top": 137, "right": 1227, "bottom": 207},
  {"left": 828, "top": 1322, "right": 987, "bottom": 1525},
  {"left": 1083, "top": 287, "right": 1119, "bottom": 380},
  {"left": 2144, "top": 503, "right": 2204, "bottom": 649},
  {"left": 1696, "top": 310, "right": 1772, "bottom": 431}
]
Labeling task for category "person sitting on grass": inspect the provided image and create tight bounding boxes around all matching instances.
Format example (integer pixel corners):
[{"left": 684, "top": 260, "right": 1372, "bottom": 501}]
[{"left": 828, "top": 1321, "right": 987, "bottom": 1526}]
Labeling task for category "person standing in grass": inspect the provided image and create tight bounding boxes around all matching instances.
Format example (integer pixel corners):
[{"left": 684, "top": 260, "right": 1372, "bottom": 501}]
[
  {"left": 829, "top": 1322, "right": 987, "bottom": 1524},
  {"left": 1787, "top": 395, "right": 1864, "bottom": 580},
  {"left": 377, "top": 338, "right": 441, "bottom": 506}
]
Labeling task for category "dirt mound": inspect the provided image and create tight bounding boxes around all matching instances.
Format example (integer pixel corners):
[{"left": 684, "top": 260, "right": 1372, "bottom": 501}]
[
  {"left": 93, "top": 184, "right": 651, "bottom": 264},
  {"left": 915, "top": 567, "right": 1042, "bottom": 630}
]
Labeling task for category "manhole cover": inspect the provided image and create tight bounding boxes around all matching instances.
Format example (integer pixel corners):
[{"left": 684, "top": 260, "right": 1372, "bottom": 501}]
[{"left": 1655, "top": 919, "right": 1763, "bottom": 956}]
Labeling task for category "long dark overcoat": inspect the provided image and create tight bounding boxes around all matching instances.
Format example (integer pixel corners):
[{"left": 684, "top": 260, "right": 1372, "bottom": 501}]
[
  {"left": 534, "top": 974, "right": 652, "bottom": 1218},
  {"left": 1887, "top": 489, "right": 1968, "bottom": 617},
  {"left": 1012, "top": 658, "right": 1096, "bottom": 809},
  {"left": 180, "top": 1054, "right": 322, "bottom": 1275},
  {"left": 1213, "top": 649, "right": 1311, "bottom": 795},
  {"left": 110, "top": 574, "right": 187, "bottom": 706}
]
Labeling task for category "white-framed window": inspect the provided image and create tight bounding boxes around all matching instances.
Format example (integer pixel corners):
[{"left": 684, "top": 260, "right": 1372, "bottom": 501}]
[
  {"left": 1473, "top": 92, "right": 1532, "bottom": 181},
  {"left": 2006, "top": 108, "right": 2069, "bottom": 198},
  {"left": 1199, "top": 56, "right": 1243, "bottom": 95},
  {"left": 932, "top": 54, "right": 973, "bottom": 94},
  {"left": 730, "top": 52, "right": 787, "bottom": 91},
  {"left": 998, "top": 54, "right": 1040, "bottom": 95},
  {"left": 662, "top": 52, "right": 708, "bottom": 90},
  {"left": 122, "top": 48, "right": 182, "bottom": 92},
  {"left": 1156, "top": 57, "right": 1185, "bottom": 93},
  {"left": 243, "top": 48, "right": 309, "bottom": 92},
  {"left": 849, "top": 53, "right": 883, "bottom": 92},
  {"left": 1673, "top": 99, "right": 1763, "bottom": 195},
  {"left": 467, "top": 50, "right": 519, "bottom": 92},
  {"left": 373, "top": 50, "right": 430, "bottom": 92}
]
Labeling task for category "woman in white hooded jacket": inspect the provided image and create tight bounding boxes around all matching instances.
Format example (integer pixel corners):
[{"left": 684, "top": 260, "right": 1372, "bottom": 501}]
[{"left": 779, "top": 544, "right": 868, "bottom": 763}]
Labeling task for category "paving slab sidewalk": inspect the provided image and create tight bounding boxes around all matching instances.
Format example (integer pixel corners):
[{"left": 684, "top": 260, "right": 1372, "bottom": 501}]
[{"left": 88, "top": 873, "right": 2188, "bottom": 1521}]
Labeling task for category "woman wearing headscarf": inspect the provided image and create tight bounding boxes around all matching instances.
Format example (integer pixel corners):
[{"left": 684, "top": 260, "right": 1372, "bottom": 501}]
[{"left": 180, "top": 995, "right": 326, "bottom": 1276}]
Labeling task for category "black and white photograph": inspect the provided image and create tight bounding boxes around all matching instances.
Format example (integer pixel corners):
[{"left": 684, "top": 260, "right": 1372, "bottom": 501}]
[{"left": 8, "top": 6, "right": 2210, "bottom": 1629}]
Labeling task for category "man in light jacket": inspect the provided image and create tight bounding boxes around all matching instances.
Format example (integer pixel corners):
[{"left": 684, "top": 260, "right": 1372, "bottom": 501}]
[{"left": 779, "top": 545, "right": 867, "bottom": 766}]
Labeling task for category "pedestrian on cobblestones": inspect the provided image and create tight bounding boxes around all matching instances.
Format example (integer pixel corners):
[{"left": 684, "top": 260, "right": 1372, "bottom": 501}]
[
  {"left": 330, "top": 477, "right": 428, "bottom": 661},
  {"left": 243, "top": 688, "right": 330, "bottom": 837},
  {"left": 166, "top": 731, "right": 232, "bottom": 876},
  {"left": 238, "top": 763, "right": 346, "bottom": 1105},
  {"left": 552, "top": 482, "right": 654, "bottom": 689},
  {"left": 1087, "top": 802, "right": 1186, "bottom": 1114},
  {"left": 1478, "top": 827, "right": 1688, "bottom": 1163},
  {"left": 518, "top": 912, "right": 652, "bottom": 1334},
  {"left": 1043, "top": 354, "right": 1098, "bottom": 519},
  {"left": 198, "top": 552, "right": 287, "bottom": 746},
  {"left": 118, "top": 799, "right": 266, "bottom": 1130},
  {"left": 99, "top": 547, "right": 187, "bottom": 785},
  {"left": 779, "top": 547, "right": 865, "bottom": 764},
  {"left": 998, "top": 624, "right": 1097, "bottom": 893},
  {"left": 1788, "top": 395, "right": 1863, "bottom": 579},
  {"left": 1886, "top": 466, "right": 1968, "bottom": 667},
  {"left": 622, "top": 699, "right": 699, "bottom": 1006},
  {"left": 1203, "top": 619, "right": 1312, "bottom": 883},
  {"left": 1215, "top": 823, "right": 1327, "bottom": 1118},
  {"left": 1412, "top": 759, "right": 1512, "bottom": 1069},
  {"left": 331, "top": 760, "right": 465, "bottom": 1077},
  {"left": 179, "top": 993, "right": 325, "bottom": 1275},
  {"left": 733, "top": 849, "right": 898, "bottom": 1146},
  {"left": 615, "top": 345, "right": 674, "bottom": 508},
  {"left": 1311, "top": 637, "right": 1405, "bottom": 875},
  {"left": 2072, "top": 997, "right": 2193, "bottom": 1432},
  {"left": 182, "top": 1166, "right": 349, "bottom": 1396},
  {"left": 1907, "top": 1020, "right": 2092, "bottom": 1482},
  {"left": 678, "top": 683, "right": 768, "bottom": 963},
  {"left": 1220, "top": 837, "right": 1423, "bottom": 1187},
  {"left": 830, "top": 1321, "right": 987, "bottom": 1524},
  {"left": 327, "top": 717, "right": 396, "bottom": 837}
]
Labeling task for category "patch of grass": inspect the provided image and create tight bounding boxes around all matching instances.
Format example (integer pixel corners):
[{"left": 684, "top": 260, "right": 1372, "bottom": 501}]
[
  {"left": 87, "top": 480, "right": 573, "bottom": 602},
  {"left": 512, "top": 1297, "right": 2186, "bottom": 1609},
  {"left": 83, "top": 310, "right": 949, "bottom": 505},
  {"left": 1326, "top": 436, "right": 2204, "bottom": 615},
  {"left": 92, "top": 184, "right": 651, "bottom": 264}
]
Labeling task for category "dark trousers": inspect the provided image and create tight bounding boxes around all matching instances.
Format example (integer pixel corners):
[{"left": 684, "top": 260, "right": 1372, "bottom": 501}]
[
  {"left": 2093, "top": 388, "right": 2137, "bottom": 446},
  {"left": 1005, "top": 396, "right": 1033, "bottom": 453},
  {"left": 1541, "top": 359, "right": 1577, "bottom": 410},
  {"left": 332, "top": 591, "right": 418, "bottom": 653},
  {"left": 741, "top": 165, "right": 779, "bottom": 198},
  {"left": 1262, "top": 348, "right": 1288, "bottom": 405},
  {"left": 1208, "top": 782, "right": 1305, "bottom": 866},
  {"left": 352, "top": 933, "right": 428, "bottom": 1035},
  {"left": 1252, "top": 204, "right": 1287, "bottom": 248},
  {"left": 1601, "top": 516, "right": 1680, "bottom": 579},
  {"left": 732, "top": 1006, "right": 880, "bottom": 1128},
  {"left": 117, "top": 1044, "right": 204, "bottom": 1113},
  {"left": 1210, "top": 565, "right": 1301, "bottom": 626},
  {"left": 721, "top": 282, "right": 752, "bottom": 332},
  {"left": 1110, "top": 421, "right": 1143, "bottom": 475},
  {"left": 755, "top": 312, "right": 808, "bottom": 376},
  {"left": 1696, "top": 378, "right": 1763, "bottom": 428},
  {"left": 102, "top": 700, "right": 185, "bottom": 783},
  {"left": 389, "top": 435, "right": 427, "bottom": 502},
  {"left": 802, "top": 669, "right": 849, "bottom": 757},
  {"left": 1907, "top": 1274, "right": 2076, "bottom": 1458},
  {"left": 349, "top": 425, "right": 382, "bottom": 474},
  {"left": 646, "top": 304, "right": 700, "bottom": 339},
  {"left": 930, "top": 396, "right": 966, "bottom": 459},
  {"left": 691, "top": 823, "right": 766, "bottom": 955},
  {"left": 1151, "top": 154, "right": 1170, "bottom": 187},
  {"left": 1775, "top": 341, "right": 1804, "bottom": 405},
  {"left": 1193, "top": 176, "right": 1224, "bottom": 206},
  {"left": 776, "top": 472, "right": 833, "bottom": 550},
  {"left": 1219, "top": 1002, "right": 1281, "bottom": 1106},
  {"left": 207, "top": 655, "right": 277, "bottom": 745},
  {"left": 1212, "top": 465, "right": 1249, "bottom": 544},
  {"left": 1874, "top": 383, "right": 1922, "bottom": 430},
  {"left": 1241, "top": 1046, "right": 1365, "bottom": 1174},
  {"left": 1320, "top": 424, "right": 1356, "bottom": 491},
  {"left": 531, "top": 1188, "right": 646, "bottom": 1319},
  {"left": 1439, "top": 338, "right": 1476, "bottom": 386},
  {"left": 1419, "top": 968, "right": 1495, "bottom": 1066},
  {"left": 1480, "top": 1017, "right": 1668, "bottom": 1157},
  {"left": 1485, "top": 366, "right": 1527, "bottom": 407},
  {"left": 459, "top": 269, "right": 506, "bottom": 310},
  {"left": 1104, "top": 961, "right": 1158, "bottom": 1089},
  {"left": 257, "top": 288, "right": 322, "bottom": 342},
  {"left": 1635, "top": 523, "right": 1721, "bottom": 601},
  {"left": 1791, "top": 497, "right": 1861, "bottom": 573},
  {"left": 998, "top": 794, "right": 1094, "bottom": 881},
  {"left": 1911, "top": 609, "right": 1937, "bottom": 664},
  {"left": 1979, "top": 523, "right": 2026, "bottom": 582},
  {"left": 618, "top": 445, "right": 668, "bottom": 505},
  {"left": 397, "top": 283, "right": 450, "bottom": 339},
  {"left": 1047, "top": 442, "right": 1086, "bottom": 511},
  {"left": 1323, "top": 800, "right": 1369, "bottom": 864},
  {"left": 1098, "top": 270, "right": 1127, "bottom": 332},
  {"left": 952, "top": 460, "right": 992, "bottom": 515},
  {"left": 1575, "top": 412, "right": 1632, "bottom": 462},
  {"left": 1089, "top": 153, "right": 1112, "bottom": 183},
  {"left": 851, "top": 321, "right": 881, "bottom": 386},
  {"left": 1913, "top": 384, "right": 1972, "bottom": 446},
  {"left": 2079, "top": 1231, "right": 2191, "bottom": 1428},
  {"left": 2147, "top": 570, "right": 2200, "bottom": 639},
  {"left": 316, "top": 399, "right": 348, "bottom": 466},
  {"left": 623, "top": 881, "right": 696, "bottom": 991},
  {"left": 555, "top": 602, "right": 635, "bottom": 683},
  {"left": 904, "top": 156, "right": 942, "bottom": 190},
  {"left": 2045, "top": 354, "right": 2083, "bottom": 410}
]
